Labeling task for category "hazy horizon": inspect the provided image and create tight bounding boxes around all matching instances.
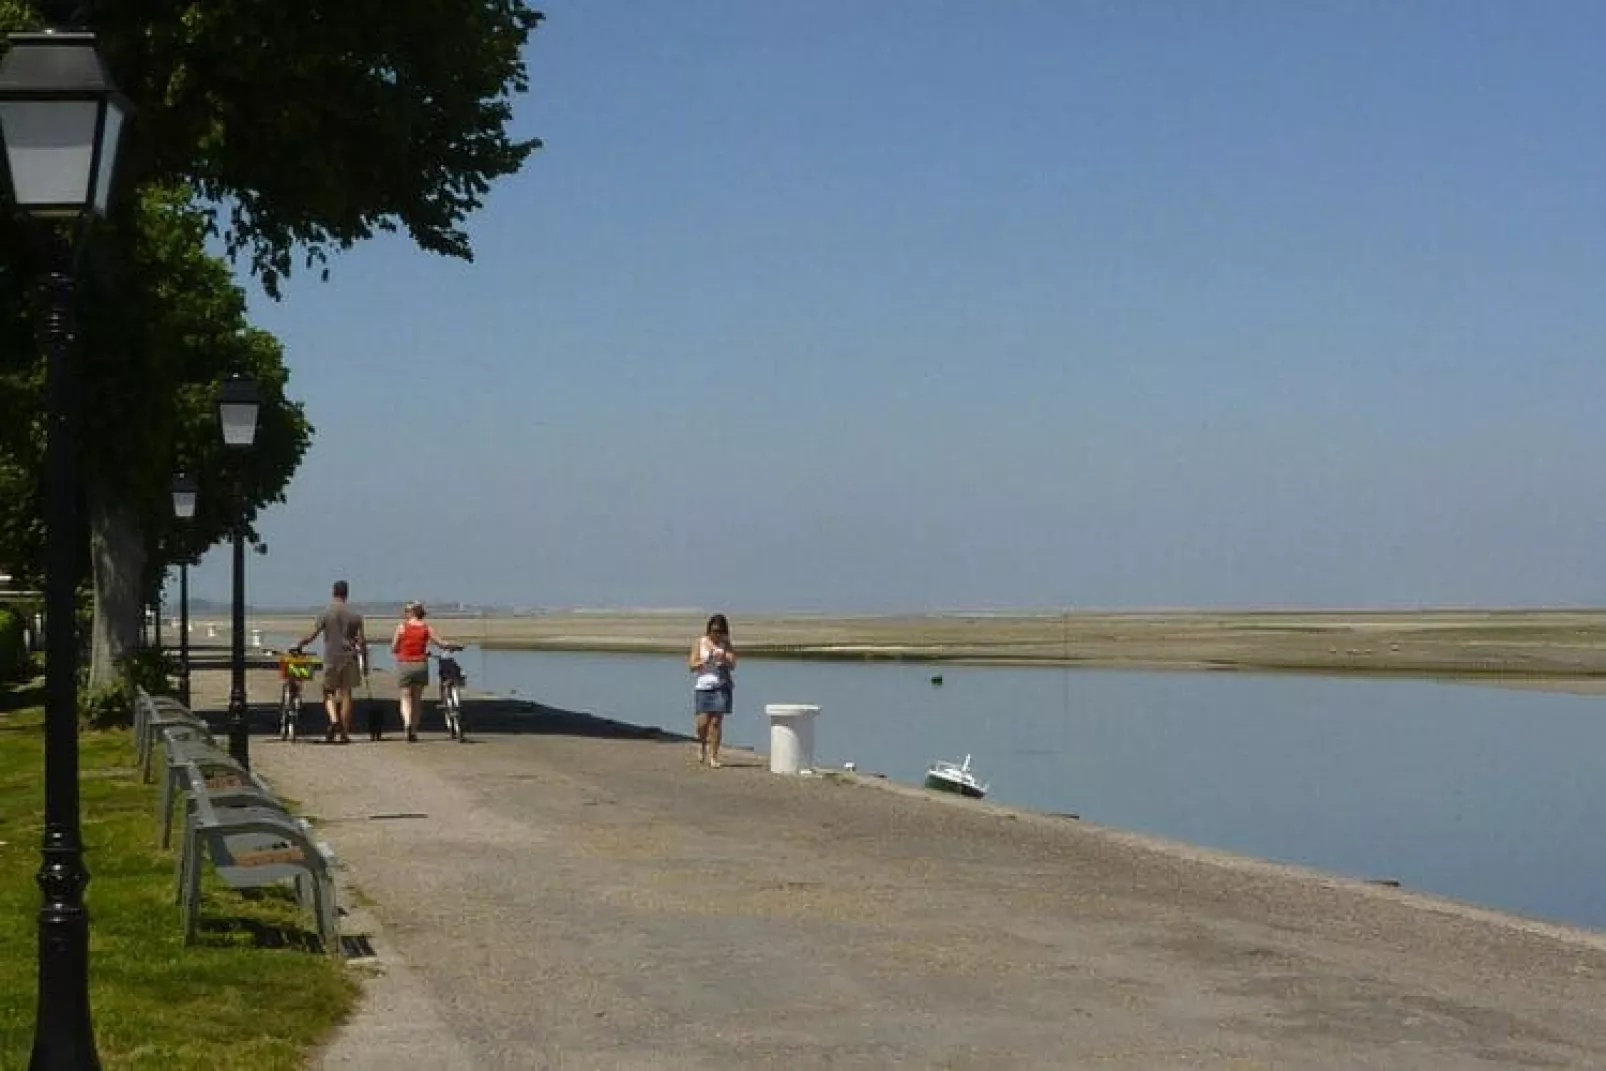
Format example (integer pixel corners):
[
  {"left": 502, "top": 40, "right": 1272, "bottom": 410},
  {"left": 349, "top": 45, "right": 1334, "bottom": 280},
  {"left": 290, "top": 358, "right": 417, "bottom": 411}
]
[
  {"left": 174, "top": 597, "right": 1606, "bottom": 619},
  {"left": 170, "top": 4, "right": 1606, "bottom": 615}
]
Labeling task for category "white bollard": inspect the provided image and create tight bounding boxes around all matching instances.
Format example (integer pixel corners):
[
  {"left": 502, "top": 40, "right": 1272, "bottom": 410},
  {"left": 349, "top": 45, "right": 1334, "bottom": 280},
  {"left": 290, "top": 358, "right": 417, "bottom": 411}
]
[
  {"left": 250, "top": 628, "right": 263, "bottom": 648},
  {"left": 765, "top": 704, "right": 820, "bottom": 775}
]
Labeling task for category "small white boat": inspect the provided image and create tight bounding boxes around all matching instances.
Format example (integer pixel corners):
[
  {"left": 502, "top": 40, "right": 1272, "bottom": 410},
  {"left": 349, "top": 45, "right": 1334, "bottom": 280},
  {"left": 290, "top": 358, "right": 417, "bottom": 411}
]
[{"left": 923, "top": 754, "right": 988, "bottom": 799}]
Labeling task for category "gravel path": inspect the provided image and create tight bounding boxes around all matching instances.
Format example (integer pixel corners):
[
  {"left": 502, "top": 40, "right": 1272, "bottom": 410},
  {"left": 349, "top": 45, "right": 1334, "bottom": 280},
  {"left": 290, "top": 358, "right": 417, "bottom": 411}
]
[{"left": 190, "top": 669, "right": 1606, "bottom": 1069}]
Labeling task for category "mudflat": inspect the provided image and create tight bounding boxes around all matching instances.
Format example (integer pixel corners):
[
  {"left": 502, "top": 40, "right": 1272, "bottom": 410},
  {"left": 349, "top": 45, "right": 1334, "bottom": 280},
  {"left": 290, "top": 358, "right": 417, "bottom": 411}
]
[{"left": 241, "top": 607, "right": 1606, "bottom": 690}]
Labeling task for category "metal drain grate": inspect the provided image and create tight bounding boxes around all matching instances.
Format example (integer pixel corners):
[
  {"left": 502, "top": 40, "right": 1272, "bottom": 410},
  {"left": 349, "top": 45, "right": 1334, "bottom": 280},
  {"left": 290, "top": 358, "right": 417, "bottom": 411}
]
[
  {"left": 367, "top": 812, "right": 429, "bottom": 821},
  {"left": 340, "top": 934, "right": 378, "bottom": 959}
]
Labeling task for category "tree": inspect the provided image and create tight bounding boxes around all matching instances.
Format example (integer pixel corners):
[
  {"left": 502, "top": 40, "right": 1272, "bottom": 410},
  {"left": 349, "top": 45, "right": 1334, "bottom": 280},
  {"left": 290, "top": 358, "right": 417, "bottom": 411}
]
[
  {"left": 0, "top": 2, "right": 541, "bottom": 680},
  {"left": 0, "top": 188, "right": 312, "bottom": 681},
  {"left": 93, "top": 0, "right": 545, "bottom": 295},
  {"left": 0, "top": 211, "right": 44, "bottom": 583},
  {"left": 79, "top": 190, "right": 312, "bottom": 683}
]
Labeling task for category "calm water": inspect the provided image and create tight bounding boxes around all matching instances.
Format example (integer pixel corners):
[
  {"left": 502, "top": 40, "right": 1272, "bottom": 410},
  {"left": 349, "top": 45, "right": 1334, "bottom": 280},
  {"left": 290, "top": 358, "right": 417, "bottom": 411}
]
[{"left": 366, "top": 643, "right": 1604, "bottom": 932}]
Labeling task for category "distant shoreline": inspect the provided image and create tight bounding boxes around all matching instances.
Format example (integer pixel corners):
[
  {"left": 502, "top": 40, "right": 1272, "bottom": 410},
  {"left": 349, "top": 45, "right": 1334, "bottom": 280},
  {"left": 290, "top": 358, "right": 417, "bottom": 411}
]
[{"left": 218, "top": 607, "right": 1606, "bottom": 694}]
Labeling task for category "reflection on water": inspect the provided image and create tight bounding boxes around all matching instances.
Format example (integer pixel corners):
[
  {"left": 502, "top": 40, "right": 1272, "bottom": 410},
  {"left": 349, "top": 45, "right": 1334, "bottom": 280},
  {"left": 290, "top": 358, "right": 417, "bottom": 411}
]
[{"left": 441, "top": 647, "right": 1603, "bottom": 932}]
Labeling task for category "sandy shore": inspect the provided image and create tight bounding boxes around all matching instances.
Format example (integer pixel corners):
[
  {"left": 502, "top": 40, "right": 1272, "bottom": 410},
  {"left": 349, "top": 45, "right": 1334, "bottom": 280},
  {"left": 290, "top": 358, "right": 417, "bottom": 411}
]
[{"left": 226, "top": 607, "right": 1606, "bottom": 692}]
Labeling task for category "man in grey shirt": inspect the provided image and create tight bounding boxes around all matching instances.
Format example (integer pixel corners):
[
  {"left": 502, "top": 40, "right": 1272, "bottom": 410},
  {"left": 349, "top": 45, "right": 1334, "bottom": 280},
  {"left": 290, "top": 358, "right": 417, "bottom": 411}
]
[{"left": 296, "top": 579, "right": 368, "bottom": 743}]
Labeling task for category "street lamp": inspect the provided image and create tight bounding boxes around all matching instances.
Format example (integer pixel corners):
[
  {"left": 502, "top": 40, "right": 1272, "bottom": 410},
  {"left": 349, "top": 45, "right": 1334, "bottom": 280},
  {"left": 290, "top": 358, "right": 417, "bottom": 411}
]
[
  {"left": 0, "top": 32, "right": 126, "bottom": 220},
  {"left": 170, "top": 474, "right": 197, "bottom": 708},
  {"left": 217, "top": 375, "right": 260, "bottom": 767},
  {"left": 0, "top": 27, "right": 130, "bottom": 1071}
]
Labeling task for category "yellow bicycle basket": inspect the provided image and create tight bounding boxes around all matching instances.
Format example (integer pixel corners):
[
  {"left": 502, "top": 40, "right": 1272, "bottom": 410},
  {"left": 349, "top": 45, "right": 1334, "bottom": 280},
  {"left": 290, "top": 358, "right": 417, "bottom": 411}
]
[{"left": 279, "top": 655, "right": 319, "bottom": 681}]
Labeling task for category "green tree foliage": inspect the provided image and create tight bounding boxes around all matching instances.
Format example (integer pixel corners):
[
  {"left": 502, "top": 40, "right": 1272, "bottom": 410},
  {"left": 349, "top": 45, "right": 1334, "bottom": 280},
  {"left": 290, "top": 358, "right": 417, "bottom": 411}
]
[
  {"left": 0, "top": 205, "right": 43, "bottom": 582},
  {"left": 73, "top": 188, "right": 313, "bottom": 685},
  {"left": 0, "top": 607, "right": 29, "bottom": 682},
  {"left": 0, "top": 2, "right": 541, "bottom": 679},
  {"left": 93, "top": 0, "right": 545, "bottom": 295},
  {"left": 3, "top": 1, "right": 543, "bottom": 289},
  {"left": 78, "top": 187, "right": 314, "bottom": 563},
  {"left": 0, "top": 189, "right": 313, "bottom": 578},
  {"left": 0, "top": 188, "right": 312, "bottom": 679}
]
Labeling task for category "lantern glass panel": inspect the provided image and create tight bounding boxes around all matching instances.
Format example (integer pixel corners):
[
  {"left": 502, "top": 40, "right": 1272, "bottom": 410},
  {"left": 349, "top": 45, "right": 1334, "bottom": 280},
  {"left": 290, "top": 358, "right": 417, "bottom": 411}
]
[
  {"left": 219, "top": 402, "right": 259, "bottom": 447},
  {"left": 0, "top": 99, "right": 98, "bottom": 213}
]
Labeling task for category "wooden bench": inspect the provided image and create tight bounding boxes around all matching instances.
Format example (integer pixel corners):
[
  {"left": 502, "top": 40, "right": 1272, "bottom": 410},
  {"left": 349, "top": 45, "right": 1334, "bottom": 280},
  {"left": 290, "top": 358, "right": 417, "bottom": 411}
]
[
  {"left": 175, "top": 761, "right": 339, "bottom": 951},
  {"left": 156, "top": 735, "right": 284, "bottom": 850},
  {"left": 159, "top": 731, "right": 299, "bottom": 894},
  {"left": 135, "top": 690, "right": 217, "bottom": 782},
  {"left": 135, "top": 689, "right": 281, "bottom": 850}
]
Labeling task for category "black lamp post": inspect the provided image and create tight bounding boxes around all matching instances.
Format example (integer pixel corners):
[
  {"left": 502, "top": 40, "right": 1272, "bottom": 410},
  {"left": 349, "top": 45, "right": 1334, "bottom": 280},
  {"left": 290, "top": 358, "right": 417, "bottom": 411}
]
[
  {"left": 0, "top": 27, "right": 129, "bottom": 1071},
  {"left": 217, "top": 376, "right": 260, "bottom": 767},
  {"left": 169, "top": 475, "right": 197, "bottom": 708}
]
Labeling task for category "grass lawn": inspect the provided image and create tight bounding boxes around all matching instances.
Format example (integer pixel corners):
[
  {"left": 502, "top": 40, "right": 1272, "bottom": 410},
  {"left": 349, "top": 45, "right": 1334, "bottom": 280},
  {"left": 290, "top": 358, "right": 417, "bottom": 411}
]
[{"left": 0, "top": 682, "right": 358, "bottom": 1069}]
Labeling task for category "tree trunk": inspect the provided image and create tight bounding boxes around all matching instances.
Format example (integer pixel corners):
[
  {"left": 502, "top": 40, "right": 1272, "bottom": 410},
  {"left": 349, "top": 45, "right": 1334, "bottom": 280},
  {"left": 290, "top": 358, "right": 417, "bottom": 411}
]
[{"left": 88, "top": 485, "right": 146, "bottom": 688}]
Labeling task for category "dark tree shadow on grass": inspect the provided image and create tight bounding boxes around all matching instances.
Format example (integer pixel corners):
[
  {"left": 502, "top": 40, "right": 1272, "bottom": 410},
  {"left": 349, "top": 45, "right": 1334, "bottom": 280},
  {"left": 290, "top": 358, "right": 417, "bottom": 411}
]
[
  {"left": 195, "top": 914, "right": 325, "bottom": 954},
  {"left": 195, "top": 915, "right": 376, "bottom": 959},
  {"left": 192, "top": 885, "right": 344, "bottom": 954},
  {"left": 0, "top": 680, "right": 44, "bottom": 715}
]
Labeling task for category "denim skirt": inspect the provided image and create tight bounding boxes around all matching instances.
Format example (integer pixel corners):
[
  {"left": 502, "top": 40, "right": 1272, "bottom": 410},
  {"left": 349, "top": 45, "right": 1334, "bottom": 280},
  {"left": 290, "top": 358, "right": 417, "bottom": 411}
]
[{"left": 694, "top": 685, "right": 732, "bottom": 715}]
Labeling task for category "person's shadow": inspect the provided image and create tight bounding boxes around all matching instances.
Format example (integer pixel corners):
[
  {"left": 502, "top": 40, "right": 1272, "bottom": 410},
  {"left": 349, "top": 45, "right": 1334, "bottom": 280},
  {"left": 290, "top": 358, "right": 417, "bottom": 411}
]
[{"left": 360, "top": 694, "right": 690, "bottom": 744}]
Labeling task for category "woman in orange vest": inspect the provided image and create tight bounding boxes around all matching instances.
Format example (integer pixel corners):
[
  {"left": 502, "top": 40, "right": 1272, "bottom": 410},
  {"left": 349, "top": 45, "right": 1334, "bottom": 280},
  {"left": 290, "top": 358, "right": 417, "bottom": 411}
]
[{"left": 391, "top": 601, "right": 459, "bottom": 742}]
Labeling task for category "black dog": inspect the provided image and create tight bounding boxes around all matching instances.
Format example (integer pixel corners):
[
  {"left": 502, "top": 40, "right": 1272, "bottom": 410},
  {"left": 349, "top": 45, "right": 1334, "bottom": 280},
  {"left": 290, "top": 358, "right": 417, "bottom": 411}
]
[{"left": 363, "top": 685, "right": 387, "bottom": 740}]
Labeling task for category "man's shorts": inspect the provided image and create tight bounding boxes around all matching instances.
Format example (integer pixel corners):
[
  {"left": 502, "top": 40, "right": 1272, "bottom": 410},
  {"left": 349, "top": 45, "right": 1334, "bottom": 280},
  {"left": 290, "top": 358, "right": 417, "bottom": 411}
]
[{"left": 323, "top": 660, "right": 362, "bottom": 695}]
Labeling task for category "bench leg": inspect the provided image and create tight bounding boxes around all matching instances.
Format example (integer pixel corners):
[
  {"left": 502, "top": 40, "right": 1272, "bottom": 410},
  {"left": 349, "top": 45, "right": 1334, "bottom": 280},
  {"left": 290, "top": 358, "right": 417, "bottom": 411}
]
[
  {"left": 157, "top": 765, "right": 177, "bottom": 848},
  {"left": 134, "top": 700, "right": 151, "bottom": 770},
  {"left": 312, "top": 871, "right": 339, "bottom": 953},
  {"left": 175, "top": 810, "right": 196, "bottom": 906},
  {"left": 181, "top": 837, "right": 205, "bottom": 944}
]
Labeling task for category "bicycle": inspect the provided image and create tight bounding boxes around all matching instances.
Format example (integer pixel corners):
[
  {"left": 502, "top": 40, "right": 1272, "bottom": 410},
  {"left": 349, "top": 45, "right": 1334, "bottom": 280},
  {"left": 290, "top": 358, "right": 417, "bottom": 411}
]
[
  {"left": 277, "top": 650, "right": 320, "bottom": 742},
  {"left": 432, "top": 647, "right": 467, "bottom": 742}
]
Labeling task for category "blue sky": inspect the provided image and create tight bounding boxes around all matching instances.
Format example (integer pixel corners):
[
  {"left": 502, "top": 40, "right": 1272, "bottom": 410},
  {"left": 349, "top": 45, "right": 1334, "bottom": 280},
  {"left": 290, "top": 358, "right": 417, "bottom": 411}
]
[{"left": 180, "top": 1, "right": 1606, "bottom": 612}]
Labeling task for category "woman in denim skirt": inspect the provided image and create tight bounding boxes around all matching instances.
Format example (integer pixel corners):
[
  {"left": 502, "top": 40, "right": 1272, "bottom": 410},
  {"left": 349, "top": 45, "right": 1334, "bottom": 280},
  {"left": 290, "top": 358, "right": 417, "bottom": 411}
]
[{"left": 688, "top": 613, "right": 737, "bottom": 767}]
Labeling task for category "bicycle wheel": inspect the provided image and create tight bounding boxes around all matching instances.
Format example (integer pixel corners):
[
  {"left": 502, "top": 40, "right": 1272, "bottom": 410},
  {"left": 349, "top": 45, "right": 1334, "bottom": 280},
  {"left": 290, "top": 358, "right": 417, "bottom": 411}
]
[
  {"left": 279, "top": 682, "right": 296, "bottom": 741},
  {"left": 447, "top": 684, "right": 464, "bottom": 741}
]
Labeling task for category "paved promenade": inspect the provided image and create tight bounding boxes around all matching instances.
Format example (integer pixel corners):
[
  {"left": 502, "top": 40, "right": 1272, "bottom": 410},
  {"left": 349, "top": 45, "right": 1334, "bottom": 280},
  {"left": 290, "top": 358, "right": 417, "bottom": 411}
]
[{"left": 192, "top": 669, "right": 1606, "bottom": 1069}]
